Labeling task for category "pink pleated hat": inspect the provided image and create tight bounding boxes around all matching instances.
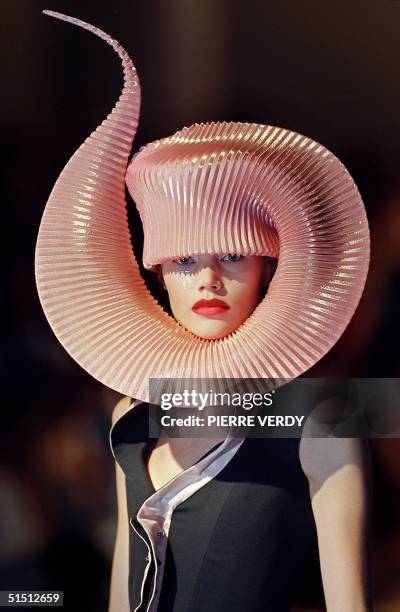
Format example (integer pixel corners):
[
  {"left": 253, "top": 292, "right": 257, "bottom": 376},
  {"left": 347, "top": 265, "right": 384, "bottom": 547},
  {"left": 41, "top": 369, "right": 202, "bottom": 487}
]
[{"left": 35, "top": 11, "right": 370, "bottom": 401}]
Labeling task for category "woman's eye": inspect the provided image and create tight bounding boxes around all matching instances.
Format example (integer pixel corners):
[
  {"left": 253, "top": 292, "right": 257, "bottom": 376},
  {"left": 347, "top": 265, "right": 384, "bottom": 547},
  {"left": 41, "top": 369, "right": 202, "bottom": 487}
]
[
  {"left": 220, "top": 254, "right": 243, "bottom": 262},
  {"left": 174, "top": 256, "right": 196, "bottom": 265}
]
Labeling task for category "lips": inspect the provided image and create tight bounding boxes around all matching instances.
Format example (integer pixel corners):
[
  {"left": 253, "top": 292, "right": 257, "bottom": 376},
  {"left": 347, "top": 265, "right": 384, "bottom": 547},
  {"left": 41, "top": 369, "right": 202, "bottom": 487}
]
[{"left": 192, "top": 298, "right": 230, "bottom": 317}]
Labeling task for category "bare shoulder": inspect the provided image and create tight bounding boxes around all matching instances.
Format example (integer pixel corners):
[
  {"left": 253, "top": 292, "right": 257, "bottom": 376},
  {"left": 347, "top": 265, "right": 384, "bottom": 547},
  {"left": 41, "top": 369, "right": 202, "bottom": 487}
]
[
  {"left": 111, "top": 395, "right": 135, "bottom": 426},
  {"left": 108, "top": 452, "right": 131, "bottom": 611},
  {"left": 108, "top": 400, "right": 133, "bottom": 612},
  {"left": 299, "top": 436, "right": 371, "bottom": 486}
]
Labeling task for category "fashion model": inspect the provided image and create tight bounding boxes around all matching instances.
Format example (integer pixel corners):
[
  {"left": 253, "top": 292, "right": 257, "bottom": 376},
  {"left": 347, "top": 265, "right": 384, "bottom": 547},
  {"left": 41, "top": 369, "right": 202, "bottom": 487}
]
[{"left": 35, "top": 11, "right": 373, "bottom": 612}]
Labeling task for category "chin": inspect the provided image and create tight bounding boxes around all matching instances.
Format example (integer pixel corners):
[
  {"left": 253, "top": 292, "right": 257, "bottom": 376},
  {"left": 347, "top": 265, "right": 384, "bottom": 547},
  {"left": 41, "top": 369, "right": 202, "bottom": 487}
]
[
  {"left": 187, "top": 321, "right": 235, "bottom": 340},
  {"left": 173, "top": 311, "right": 240, "bottom": 340}
]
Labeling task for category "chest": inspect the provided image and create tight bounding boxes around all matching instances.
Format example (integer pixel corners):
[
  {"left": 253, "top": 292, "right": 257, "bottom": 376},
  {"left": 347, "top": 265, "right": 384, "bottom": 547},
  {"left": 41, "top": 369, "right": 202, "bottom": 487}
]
[{"left": 146, "top": 437, "right": 225, "bottom": 491}]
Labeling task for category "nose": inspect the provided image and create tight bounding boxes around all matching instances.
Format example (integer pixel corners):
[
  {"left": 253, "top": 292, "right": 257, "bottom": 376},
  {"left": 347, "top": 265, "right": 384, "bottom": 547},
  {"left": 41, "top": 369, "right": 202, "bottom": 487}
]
[{"left": 198, "top": 267, "right": 224, "bottom": 292}]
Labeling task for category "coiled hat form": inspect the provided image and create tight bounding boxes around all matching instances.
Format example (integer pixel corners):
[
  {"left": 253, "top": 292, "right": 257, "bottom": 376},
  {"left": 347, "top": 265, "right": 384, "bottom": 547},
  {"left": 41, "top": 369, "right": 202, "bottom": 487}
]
[{"left": 35, "top": 11, "right": 370, "bottom": 401}]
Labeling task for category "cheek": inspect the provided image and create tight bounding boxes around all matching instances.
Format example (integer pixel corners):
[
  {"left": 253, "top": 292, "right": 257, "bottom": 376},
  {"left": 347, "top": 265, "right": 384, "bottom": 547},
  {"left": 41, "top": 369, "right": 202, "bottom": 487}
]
[
  {"left": 229, "top": 268, "right": 264, "bottom": 302},
  {"left": 233, "top": 284, "right": 261, "bottom": 316},
  {"left": 164, "top": 273, "right": 196, "bottom": 305}
]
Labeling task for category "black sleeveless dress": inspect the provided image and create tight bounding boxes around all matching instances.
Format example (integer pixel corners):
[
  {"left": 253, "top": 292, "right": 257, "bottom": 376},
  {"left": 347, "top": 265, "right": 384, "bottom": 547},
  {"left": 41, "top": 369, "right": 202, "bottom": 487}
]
[{"left": 110, "top": 401, "right": 325, "bottom": 611}]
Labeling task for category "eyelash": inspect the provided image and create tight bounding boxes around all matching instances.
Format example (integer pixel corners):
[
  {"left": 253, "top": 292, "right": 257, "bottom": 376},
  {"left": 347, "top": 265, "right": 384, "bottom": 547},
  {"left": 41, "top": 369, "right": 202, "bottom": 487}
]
[
  {"left": 174, "top": 257, "right": 195, "bottom": 266},
  {"left": 174, "top": 254, "right": 243, "bottom": 265},
  {"left": 220, "top": 254, "right": 243, "bottom": 263}
]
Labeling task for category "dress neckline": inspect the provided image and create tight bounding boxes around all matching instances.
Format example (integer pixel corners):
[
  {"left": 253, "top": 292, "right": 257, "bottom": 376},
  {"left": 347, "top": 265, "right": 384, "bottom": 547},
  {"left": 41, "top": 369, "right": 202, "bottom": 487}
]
[{"left": 142, "top": 438, "right": 224, "bottom": 494}]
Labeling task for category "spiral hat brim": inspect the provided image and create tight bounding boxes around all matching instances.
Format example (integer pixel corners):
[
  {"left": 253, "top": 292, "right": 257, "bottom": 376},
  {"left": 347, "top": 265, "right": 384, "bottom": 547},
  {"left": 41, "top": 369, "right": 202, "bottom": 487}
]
[{"left": 35, "top": 13, "right": 370, "bottom": 401}]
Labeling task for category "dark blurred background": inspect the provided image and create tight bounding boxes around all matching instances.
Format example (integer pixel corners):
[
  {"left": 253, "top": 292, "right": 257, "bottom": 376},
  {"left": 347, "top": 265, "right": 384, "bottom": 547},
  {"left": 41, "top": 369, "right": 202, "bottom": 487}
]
[{"left": 2, "top": 1, "right": 400, "bottom": 610}]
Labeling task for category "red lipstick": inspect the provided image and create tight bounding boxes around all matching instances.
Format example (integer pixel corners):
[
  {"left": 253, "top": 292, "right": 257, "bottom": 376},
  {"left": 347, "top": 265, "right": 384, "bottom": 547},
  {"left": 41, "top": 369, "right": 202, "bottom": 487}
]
[{"left": 192, "top": 298, "right": 230, "bottom": 317}]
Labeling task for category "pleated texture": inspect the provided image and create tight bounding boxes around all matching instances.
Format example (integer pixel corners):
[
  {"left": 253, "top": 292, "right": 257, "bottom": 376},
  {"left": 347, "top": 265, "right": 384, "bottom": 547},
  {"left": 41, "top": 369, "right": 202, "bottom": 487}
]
[{"left": 35, "top": 13, "right": 370, "bottom": 401}]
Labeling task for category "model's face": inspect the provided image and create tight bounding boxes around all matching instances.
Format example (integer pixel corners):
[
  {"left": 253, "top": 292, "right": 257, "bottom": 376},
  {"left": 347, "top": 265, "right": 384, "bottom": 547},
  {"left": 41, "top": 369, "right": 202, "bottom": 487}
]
[{"left": 160, "top": 254, "right": 275, "bottom": 339}]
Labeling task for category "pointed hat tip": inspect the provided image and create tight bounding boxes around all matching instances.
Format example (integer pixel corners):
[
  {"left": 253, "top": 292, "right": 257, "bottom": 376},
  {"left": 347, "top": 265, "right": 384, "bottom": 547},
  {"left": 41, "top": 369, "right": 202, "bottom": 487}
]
[{"left": 43, "top": 9, "right": 66, "bottom": 19}]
